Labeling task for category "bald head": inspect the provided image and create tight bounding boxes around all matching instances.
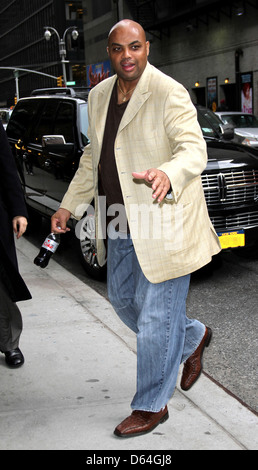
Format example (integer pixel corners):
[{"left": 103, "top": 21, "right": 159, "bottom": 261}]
[{"left": 108, "top": 19, "right": 147, "bottom": 45}]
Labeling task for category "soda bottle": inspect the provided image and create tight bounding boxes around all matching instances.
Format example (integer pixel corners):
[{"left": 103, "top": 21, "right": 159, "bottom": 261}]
[{"left": 34, "top": 233, "right": 60, "bottom": 268}]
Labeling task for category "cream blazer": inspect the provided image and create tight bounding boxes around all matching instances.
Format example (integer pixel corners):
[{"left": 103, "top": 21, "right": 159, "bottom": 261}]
[{"left": 61, "top": 62, "right": 221, "bottom": 282}]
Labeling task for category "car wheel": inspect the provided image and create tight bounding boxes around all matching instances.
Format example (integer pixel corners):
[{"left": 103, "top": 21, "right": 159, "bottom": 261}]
[{"left": 76, "top": 213, "right": 107, "bottom": 281}]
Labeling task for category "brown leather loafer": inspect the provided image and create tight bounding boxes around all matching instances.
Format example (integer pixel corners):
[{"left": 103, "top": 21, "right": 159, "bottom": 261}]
[
  {"left": 180, "top": 326, "right": 212, "bottom": 391},
  {"left": 114, "top": 406, "right": 169, "bottom": 438}
]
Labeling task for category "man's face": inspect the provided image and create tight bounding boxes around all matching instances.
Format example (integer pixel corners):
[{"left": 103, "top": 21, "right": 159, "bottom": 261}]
[{"left": 107, "top": 24, "right": 149, "bottom": 83}]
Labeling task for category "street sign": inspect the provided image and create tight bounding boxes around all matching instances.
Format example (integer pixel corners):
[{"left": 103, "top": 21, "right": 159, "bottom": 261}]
[{"left": 66, "top": 81, "right": 76, "bottom": 86}]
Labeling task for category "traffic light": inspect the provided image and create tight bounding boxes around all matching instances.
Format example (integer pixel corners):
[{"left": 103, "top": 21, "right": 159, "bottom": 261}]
[
  {"left": 14, "top": 96, "right": 17, "bottom": 105},
  {"left": 57, "top": 76, "right": 63, "bottom": 87}
]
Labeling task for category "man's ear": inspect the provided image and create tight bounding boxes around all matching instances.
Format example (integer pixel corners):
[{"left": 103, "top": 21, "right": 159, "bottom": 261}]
[{"left": 146, "top": 41, "right": 150, "bottom": 57}]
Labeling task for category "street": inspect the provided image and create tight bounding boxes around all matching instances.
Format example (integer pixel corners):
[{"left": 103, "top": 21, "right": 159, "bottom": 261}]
[{"left": 26, "top": 216, "right": 258, "bottom": 415}]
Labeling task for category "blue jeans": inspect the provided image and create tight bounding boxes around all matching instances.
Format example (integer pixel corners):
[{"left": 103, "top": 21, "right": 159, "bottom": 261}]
[{"left": 107, "top": 226, "right": 205, "bottom": 412}]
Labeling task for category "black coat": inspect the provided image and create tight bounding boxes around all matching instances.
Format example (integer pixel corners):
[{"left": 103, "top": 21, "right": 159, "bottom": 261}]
[{"left": 0, "top": 122, "right": 31, "bottom": 302}]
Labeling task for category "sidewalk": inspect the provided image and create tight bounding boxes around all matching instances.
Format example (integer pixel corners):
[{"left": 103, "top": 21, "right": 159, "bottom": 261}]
[{"left": 0, "top": 237, "right": 257, "bottom": 451}]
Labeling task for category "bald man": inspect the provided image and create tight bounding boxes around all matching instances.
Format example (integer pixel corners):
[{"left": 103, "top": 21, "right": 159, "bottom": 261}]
[{"left": 52, "top": 20, "right": 220, "bottom": 438}]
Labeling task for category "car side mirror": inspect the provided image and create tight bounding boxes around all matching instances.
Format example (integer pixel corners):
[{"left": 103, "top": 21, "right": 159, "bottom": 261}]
[
  {"left": 42, "top": 135, "right": 66, "bottom": 146},
  {"left": 220, "top": 125, "right": 234, "bottom": 141},
  {"left": 42, "top": 135, "right": 74, "bottom": 152}
]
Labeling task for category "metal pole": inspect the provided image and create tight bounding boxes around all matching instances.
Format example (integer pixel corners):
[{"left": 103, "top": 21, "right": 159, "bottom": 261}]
[
  {"left": 59, "top": 39, "right": 67, "bottom": 86},
  {"left": 13, "top": 69, "right": 19, "bottom": 100},
  {"left": 0, "top": 66, "right": 58, "bottom": 79}
]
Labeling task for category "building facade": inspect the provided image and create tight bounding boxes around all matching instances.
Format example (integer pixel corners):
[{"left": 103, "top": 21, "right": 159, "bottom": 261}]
[
  {"left": 1, "top": 0, "right": 258, "bottom": 114},
  {"left": 82, "top": 0, "right": 258, "bottom": 114},
  {"left": 0, "top": 0, "right": 85, "bottom": 106}
]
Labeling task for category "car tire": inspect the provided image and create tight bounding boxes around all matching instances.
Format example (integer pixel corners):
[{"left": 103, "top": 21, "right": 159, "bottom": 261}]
[{"left": 75, "top": 213, "right": 107, "bottom": 281}]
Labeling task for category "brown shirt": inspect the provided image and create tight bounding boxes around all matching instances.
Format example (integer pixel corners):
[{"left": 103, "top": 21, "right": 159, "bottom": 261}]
[{"left": 99, "top": 82, "right": 129, "bottom": 208}]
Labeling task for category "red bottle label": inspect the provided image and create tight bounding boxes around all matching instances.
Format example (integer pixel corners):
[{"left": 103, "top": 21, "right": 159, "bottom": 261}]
[{"left": 42, "top": 238, "right": 59, "bottom": 253}]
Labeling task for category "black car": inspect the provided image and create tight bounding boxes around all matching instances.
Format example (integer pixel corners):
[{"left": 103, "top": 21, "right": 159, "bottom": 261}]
[
  {"left": 6, "top": 88, "right": 258, "bottom": 279},
  {"left": 196, "top": 106, "right": 258, "bottom": 250},
  {"left": 6, "top": 88, "right": 99, "bottom": 277}
]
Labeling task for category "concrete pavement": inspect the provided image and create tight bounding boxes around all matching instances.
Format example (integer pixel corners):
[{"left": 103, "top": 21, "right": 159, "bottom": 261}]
[{"left": 0, "top": 237, "right": 257, "bottom": 451}]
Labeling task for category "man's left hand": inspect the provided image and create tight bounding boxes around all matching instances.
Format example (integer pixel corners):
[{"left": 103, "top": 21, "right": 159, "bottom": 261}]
[{"left": 132, "top": 168, "right": 171, "bottom": 202}]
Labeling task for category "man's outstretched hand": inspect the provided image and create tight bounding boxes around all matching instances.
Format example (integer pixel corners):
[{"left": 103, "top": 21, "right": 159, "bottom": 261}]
[{"left": 132, "top": 168, "right": 171, "bottom": 203}]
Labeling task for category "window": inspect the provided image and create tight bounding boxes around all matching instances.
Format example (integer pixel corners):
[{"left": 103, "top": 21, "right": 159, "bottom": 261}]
[
  {"left": 0, "top": 109, "right": 11, "bottom": 126},
  {"left": 196, "top": 110, "right": 217, "bottom": 138},
  {"left": 53, "top": 102, "right": 75, "bottom": 143},
  {"left": 31, "top": 100, "right": 59, "bottom": 144},
  {"left": 7, "top": 100, "right": 41, "bottom": 141},
  {"left": 72, "top": 64, "right": 87, "bottom": 84},
  {"left": 221, "top": 114, "right": 258, "bottom": 128},
  {"left": 65, "top": 1, "right": 84, "bottom": 20},
  {"left": 79, "top": 103, "right": 89, "bottom": 146}
]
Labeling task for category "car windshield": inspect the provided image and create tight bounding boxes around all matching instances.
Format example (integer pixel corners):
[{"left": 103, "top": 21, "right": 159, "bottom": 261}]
[
  {"left": 79, "top": 103, "right": 89, "bottom": 146},
  {"left": 196, "top": 109, "right": 218, "bottom": 138},
  {"left": 220, "top": 114, "right": 258, "bottom": 128}
]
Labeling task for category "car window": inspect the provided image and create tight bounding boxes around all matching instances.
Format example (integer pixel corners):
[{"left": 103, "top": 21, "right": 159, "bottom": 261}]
[
  {"left": 221, "top": 114, "right": 258, "bottom": 128},
  {"left": 79, "top": 103, "right": 89, "bottom": 146},
  {"left": 196, "top": 109, "right": 217, "bottom": 138},
  {"left": 53, "top": 101, "right": 75, "bottom": 143},
  {"left": 246, "top": 115, "right": 258, "bottom": 127},
  {"left": 201, "top": 108, "right": 222, "bottom": 134},
  {"left": 0, "top": 110, "right": 10, "bottom": 125},
  {"left": 31, "top": 100, "right": 59, "bottom": 143},
  {"left": 219, "top": 115, "right": 234, "bottom": 126},
  {"left": 7, "top": 100, "right": 41, "bottom": 140}
]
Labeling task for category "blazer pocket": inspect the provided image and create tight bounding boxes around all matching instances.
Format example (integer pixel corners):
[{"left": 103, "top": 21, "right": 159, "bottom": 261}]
[{"left": 161, "top": 201, "right": 192, "bottom": 252}]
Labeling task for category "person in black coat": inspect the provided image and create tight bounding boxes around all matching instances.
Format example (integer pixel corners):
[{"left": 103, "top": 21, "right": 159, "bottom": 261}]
[{"left": 0, "top": 121, "right": 31, "bottom": 367}]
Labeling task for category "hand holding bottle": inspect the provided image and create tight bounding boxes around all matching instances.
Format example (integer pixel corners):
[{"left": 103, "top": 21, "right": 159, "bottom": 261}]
[{"left": 51, "top": 208, "right": 71, "bottom": 234}]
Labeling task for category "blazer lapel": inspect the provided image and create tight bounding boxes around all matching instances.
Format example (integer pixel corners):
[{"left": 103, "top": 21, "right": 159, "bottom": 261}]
[
  {"left": 94, "top": 75, "right": 117, "bottom": 147},
  {"left": 118, "top": 62, "right": 152, "bottom": 134}
]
